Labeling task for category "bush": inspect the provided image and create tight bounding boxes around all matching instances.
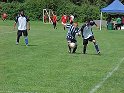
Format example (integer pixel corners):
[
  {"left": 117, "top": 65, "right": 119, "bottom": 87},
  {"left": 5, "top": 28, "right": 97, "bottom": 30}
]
[{"left": 0, "top": 0, "right": 101, "bottom": 22}]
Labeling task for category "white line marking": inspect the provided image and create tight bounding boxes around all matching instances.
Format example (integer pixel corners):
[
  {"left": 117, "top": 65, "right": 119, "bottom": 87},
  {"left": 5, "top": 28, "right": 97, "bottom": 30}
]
[{"left": 89, "top": 57, "right": 124, "bottom": 93}]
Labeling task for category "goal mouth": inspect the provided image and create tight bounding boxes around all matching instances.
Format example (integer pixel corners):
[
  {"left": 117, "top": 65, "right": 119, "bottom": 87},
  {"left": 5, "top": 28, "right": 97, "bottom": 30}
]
[{"left": 43, "top": 9, "right": 53, "bottom": 24}]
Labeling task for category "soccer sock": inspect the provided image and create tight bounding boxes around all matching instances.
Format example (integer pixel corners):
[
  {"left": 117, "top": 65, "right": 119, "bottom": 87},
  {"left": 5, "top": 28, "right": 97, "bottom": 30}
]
[
  {"left": 24, "top": 36, "right": 28, "bottom": 45},
  {"left": 83, "top": 45, "right": 87, "bottom": 54},
  {"left": 17, "top": 36, "right": 20, "bottom": 43},
  {"left": 72, "top": 45, "right": 77, "bottom": 53},
  {"left": 68, "top": 45, "right": 71, "bottom": 53},
  {"left": 94, "top": 44, "right": 100, "bottom": 52},
  {"left": 64, "top": 27, "right": 65, "bottom": 30}
]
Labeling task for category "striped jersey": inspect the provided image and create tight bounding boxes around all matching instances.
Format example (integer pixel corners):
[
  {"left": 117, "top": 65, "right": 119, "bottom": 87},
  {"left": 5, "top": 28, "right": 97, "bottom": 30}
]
[{"left": 66, "top": 24, "right": 80, "bottom": 40}]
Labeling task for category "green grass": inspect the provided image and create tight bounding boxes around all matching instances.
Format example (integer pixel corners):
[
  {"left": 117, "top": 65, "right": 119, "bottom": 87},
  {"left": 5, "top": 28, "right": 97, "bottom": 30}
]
[{"left": 0, "top": 20, "right": 124, "bottom": 93}]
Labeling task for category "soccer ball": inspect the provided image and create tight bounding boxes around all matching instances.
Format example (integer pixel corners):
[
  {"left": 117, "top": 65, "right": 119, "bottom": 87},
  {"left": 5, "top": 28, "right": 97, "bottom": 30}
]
[{"left": 69, "top": 42, "right": 76, "bottom": 48}]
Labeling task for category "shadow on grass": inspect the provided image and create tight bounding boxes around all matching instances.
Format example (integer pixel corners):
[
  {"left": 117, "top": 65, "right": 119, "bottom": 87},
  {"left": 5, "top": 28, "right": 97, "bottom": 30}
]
[
  {"left": 71, "top": 52, "right": 102, "bottom": 56},
  {"left": 21, "top": 44, "right": 38, "bottom": 47}
]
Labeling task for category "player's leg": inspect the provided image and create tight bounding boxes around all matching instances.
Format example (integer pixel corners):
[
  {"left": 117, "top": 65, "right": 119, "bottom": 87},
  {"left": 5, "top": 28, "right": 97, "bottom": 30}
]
[
  {"left": 92, "top": 39, "right": 100, "bottom": 54},
  {"left": 67, "top": 40, "right": 71, "bottom": 53},
  {"left": 72, "top": 40, "right": 77, "bottom": 53},
  {"left": 23, "top": 30, "right": 28, "bottom": 46},
  {"left": 54, "top": 22, "right": 57, "bottom": 29},
  {"left": 16, "top": 30, "right": 22, "bottom": 44},
  {"left": 62, "top": 22, "right": 66, "bottom": 30},
  {"left": 83, "top": 39, "right": 88, "bottom": 54},
  {"left": 53, "top": 22, "right": 55, "bottom": 29}
]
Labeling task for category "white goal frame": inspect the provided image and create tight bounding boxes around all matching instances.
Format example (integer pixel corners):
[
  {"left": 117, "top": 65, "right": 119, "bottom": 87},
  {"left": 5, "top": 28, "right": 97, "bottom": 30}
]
[{"left": 43, "top": 9, "right": 53, "bottom": 24}]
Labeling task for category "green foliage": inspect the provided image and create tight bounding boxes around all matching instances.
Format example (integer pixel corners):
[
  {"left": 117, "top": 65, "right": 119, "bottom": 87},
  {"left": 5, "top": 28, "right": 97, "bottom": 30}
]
[
  {"left": 0, "top": 20, "right": 124, "bottom": 93},
  {"left": 0, "top": 0, "right": 107, "bottom": 21}
]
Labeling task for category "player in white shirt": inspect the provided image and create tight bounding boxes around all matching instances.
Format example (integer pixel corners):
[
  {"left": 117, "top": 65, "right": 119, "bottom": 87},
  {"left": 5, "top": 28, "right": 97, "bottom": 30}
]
[
  {"left": 80, "top": 19, "right": 100, "bottom": 54},
  {"left": 14, "top": 10, "right": 30, "bottom": 46},
  {"left": 70, "top": 14, "right": 74, "bottom": 24}
]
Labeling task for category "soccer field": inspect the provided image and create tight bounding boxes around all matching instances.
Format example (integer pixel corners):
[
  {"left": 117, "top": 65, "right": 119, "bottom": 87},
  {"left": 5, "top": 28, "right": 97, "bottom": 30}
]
[{"left": 0, "top": 20, "right": 124, "bottom": 93}]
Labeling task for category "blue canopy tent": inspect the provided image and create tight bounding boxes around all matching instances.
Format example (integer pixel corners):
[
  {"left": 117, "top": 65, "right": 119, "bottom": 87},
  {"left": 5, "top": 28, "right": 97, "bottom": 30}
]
[{"left": 100, "top": 0, "right": 124, "bottom": 30}]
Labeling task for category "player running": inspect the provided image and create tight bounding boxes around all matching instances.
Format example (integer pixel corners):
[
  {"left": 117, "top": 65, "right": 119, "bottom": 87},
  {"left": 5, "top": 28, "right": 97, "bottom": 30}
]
[
  {"left": 69, "top": 14, "right": 74, "bottom": 24},
  {"left": 52, "top": 12, "right": 57, "bottom": 29},
  {"left": 61, "top": 13, "right": 68, "bottom": 30},
  {"left": 14, "top": 10, "right": 30, "bottom": 46},
  {"left": 80, "top": 19, "right": 100, "bottom": 54},
  {"left": 65, "top": 22, "right": 80, "bottom": 53}
]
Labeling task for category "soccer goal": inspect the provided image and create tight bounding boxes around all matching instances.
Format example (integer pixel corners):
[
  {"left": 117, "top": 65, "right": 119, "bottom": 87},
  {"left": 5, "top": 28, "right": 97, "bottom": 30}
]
[{"left": 43, "top": 9, "right": 53, "bottom": 24}]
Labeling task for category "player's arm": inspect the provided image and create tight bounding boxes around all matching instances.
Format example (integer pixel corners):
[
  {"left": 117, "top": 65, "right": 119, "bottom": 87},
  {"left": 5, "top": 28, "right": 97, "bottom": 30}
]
[
  {"left": 93, "top": 21, "right": 99, "bottom": 28},
  {"left": 80, "top": 24, "right": 86, "bottom": 38},
  {"left": 95, "top": 22, "right": 98, "bottom": 27},
  {"left": 75, "top": 27, "right": 81, "bottom": 36},
  {"left": 14, "top": 17, "right": 18, "bottom": 30},
  {"left": 27, "top": 22, "right": 30, "bottom": 31},
  {"left": 26, "top": 17, "right": 30, "bottom": 31},
  {"left": 14, "top": 22, "right": 16, "bottom": 30}
]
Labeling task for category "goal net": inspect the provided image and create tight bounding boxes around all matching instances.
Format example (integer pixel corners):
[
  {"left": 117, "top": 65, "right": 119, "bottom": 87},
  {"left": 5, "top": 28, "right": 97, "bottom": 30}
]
[{"left": 43, "top": 9, "right": 53, "bottom": 24}]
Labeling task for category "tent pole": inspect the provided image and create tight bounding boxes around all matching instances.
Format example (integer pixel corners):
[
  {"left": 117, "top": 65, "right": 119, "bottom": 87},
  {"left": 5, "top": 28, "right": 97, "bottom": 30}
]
[{"left": 100, "top": 12, "right": 102, "bottom": 31}]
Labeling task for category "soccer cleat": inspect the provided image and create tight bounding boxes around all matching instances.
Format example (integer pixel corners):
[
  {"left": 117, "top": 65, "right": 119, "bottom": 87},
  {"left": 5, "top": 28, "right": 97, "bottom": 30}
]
[
  {"left": 68, "top": 51, "right": 71, "bottom": 53},
  {"left": 72, "top": 51, "right": 76, "bottom": 54},
  {"left": 97, "top": 51, "right": 100, "bottom": 55},
  {"left": 83, "top": 52, "right": 87, "bottom": 54},
  {"left": 26, "top": 44, "right": 28, "bottom": 47},
  {"left": 16, "top": 42, "right": 19, "bottom": 45}
]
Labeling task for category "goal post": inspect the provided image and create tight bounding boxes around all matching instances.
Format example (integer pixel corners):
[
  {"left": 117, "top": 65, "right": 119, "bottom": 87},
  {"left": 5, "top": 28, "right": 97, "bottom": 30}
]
[{"left": 43, "top": 9, "right": 53, "bottom": 24}]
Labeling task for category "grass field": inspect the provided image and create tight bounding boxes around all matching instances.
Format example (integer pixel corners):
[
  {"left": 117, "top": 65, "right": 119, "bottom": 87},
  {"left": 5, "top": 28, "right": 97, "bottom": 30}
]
[{"left": 0, "top": 20, "right": 124, "bottom": 93}]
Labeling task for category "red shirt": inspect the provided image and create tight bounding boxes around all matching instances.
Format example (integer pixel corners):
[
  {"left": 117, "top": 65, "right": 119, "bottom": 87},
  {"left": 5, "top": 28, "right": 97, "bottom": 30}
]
[
  {"left": 122, "top": 17, "right": 124, "bottom": 24},
  {"left": 52, "top": 15, "right": 57, "bottom": 23},
  {"left": 61, "top": 15, "right": 68, "bottom": 23}
]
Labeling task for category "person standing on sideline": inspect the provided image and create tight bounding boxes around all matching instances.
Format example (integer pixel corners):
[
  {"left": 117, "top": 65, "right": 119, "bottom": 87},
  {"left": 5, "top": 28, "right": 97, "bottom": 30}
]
[
  {"left": 14, "top": 10, "right": 30, "bottom": 46},
  {"left": 80, "top": 19, "right": 100, "bottom": 54},
  {"left": 61, "top": 13, "right": 68, "bottom": 30},
  {"left": 65, "top": 22, "right": 80, "bottom": 53},
  {"left": 52, "top": 12, "right": 57, "bottom": 29},
  {"left": 69, "top": 14, "right": 74, "bottom": 24},
  {"left": 116, "top": 16, "right": 122, "bottom": 30}
]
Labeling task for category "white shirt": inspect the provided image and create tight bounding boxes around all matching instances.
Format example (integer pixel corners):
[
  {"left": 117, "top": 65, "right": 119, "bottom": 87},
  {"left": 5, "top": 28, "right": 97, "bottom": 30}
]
[
  {"left": 83, "top": 25, "right": 93, "bottom": 39},
  {"left": 70, "top": 15, "right": 74, "bottom": 21},
  {"left": 16, "top": 16, "right": 28, "bottom": 30}
]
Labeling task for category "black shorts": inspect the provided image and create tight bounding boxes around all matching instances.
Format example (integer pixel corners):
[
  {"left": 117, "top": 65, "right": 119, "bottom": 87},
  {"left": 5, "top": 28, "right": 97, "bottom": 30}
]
[
  {"left": 83, "top": 36, "right": 95, "bottom": 45},
  {"left": 53, "top": 22, "right": 56, "bottom": 26},
  {"left": 17, "top": 30, "right": 28, "bottom": 37}
]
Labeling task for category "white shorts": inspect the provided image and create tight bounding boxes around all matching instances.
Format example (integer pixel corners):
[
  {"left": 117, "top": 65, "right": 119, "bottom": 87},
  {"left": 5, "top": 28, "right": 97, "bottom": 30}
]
[{"left": 62, "top": 22, "right": 66, "bottom": 25}]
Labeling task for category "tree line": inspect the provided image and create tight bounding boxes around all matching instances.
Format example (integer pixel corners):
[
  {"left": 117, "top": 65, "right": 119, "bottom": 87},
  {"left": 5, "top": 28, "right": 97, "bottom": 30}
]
[{"left": 0, "top": 0, "right": 124, "bottom": 21}]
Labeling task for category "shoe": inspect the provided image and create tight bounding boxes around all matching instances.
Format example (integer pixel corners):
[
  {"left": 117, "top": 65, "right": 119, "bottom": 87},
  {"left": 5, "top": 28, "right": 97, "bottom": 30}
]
[
  {"left": 97, "top": 51, "right": 100, "bottom": 54},
  {"left": 68, "top": 51, "right": 71, "bottom": 53},
  {"left": 72, "top": 52, "right": 76, "bottom": 54},
  {"left": 26, "top": 44, "right": 28, "bottom": 47},
  {"left": 16, "top": 42, "right": 19, "bottom": 45}
]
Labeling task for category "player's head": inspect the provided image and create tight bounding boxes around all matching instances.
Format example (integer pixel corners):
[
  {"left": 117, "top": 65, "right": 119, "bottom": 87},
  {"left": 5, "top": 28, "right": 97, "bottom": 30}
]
[
  {"left": 53, "top": 11, "right": 56, "bottom": 15},
  {"left": 73, "top": 22, "right": 78, "bottom": 28},
  {"left": 19, "top": 10, "right": 24, "bottom": 16},
  {"left": 85, "top": 19, "right": 90, "bottom": 25},
  {"left": 63, "top": 13, "right": 66, "bottom": 15}
]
